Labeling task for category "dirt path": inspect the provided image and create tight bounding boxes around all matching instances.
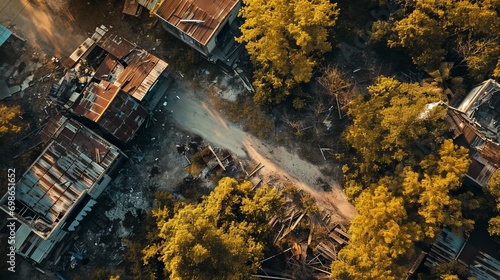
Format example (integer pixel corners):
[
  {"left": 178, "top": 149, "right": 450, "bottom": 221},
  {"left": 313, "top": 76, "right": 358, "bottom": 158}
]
[
  {"left": 0, "top": 0, "right": 84, "bottom": 57},
  {"left": 167, "top": 79, "right": 357, "bottom": 222}
]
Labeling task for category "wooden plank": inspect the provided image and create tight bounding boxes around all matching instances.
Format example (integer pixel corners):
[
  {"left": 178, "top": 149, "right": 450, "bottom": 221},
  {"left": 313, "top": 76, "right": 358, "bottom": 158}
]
[
  {"left": 334, "top": 227, "right": 351, "bottom": 240},
  {"left": 329, "top": 232, "right": 345, "bottom": 245}
]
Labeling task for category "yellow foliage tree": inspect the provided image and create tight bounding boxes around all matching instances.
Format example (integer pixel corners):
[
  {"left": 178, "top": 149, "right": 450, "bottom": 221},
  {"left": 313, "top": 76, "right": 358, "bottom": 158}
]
[
  {"left": 331, "top": 185, "right": 422, "bottom": 279},
  {"left": 373, "top": 0, "right": 500, "bottom": 80},
  {"left": 143, "top": 177, "right": 282, "bottom": 280},
  {"left": 237, "top": 0, "right": 339, "bottom": 104},
  {"left": 0, "top": 104, "right": 21, "bottom": 135},
  {"left": 343, "top": 77, "right": 447, "bottom": 199},
  {"left": 487, "top": 170, "right": 500, "bottom": 235},
  {"left": 402, "top": 140, "right": 473, "bottom": 238}
]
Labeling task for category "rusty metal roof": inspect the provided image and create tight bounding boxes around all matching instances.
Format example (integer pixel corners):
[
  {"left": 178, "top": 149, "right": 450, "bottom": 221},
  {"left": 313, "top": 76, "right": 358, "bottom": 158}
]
[
  {"left": 117, "top": 50, "right": 168, "bottom": 101},
  {"left": 95, "top": 54, "right": 119, "bottom": 80},
  {"left": 97, "top": 87, "right": 149, "bottom": 143},
  {"left": 138, "top": 0, "right": 162, "bottom": 10},
  {"left": 72, "top": 81, "right": 148, "bottom": 143},
  {"left": 155, "top": 0, "right": 239, "bottom": 45},
  {"left": 62, "top": 37, "right": 96, "bottom": 69},
  {"left": 96, "top": 31, "right": 136, "bottom": 59},
  {"left": 1, "top": 114, "right": 122, "bottom": 240},
  {"left": 72, "top": 82, "right": 119, "bottom": 122},
  {"left": 477, "top": 142, "right": 500, "bottom": 167}
]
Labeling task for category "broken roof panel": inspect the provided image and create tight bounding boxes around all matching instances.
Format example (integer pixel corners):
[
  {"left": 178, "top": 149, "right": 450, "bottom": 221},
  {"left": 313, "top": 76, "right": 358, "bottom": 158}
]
[
  {"left": 155, "top": 0, "right": 240, "bottom": 45},
  {"left": 72, "top": 82, "right": 120, "bottom": 122},
  {"left": 95, "top": 54, "right": 119, "bottom": 80},
  {"left": 0, "top": 114, "right": 122, "bottom": 240},
  {"left": 117, "top": 51, "right": 168, "bottom": 101},
  {"left": 63, "top": 37, "right": 96, "bottom": 69},
  {"left": 72, "top": 81, "right": 148, "bottom": 143},
  {"left": 476, "top": 142, "right": 500, "bottom": 168},
  {"left": 96, "top": 31, "right": 136, "bottom": 59},
  {"left": 456, "top": 79, "right": 500, "bottom": 143}
]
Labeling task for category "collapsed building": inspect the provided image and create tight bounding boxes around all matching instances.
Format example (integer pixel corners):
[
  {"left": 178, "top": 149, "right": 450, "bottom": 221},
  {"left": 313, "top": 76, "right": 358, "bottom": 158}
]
[
  {"left": 447, "top": 79, "right": 500, "bottom": 187},
  {"left": 120, "top": 0, "right": 243, "bottom": 66},
  {"left": 420, "top": 79, "right": 500, "bottom": 279},
  {"left": 51, "top": 25, "right": 170, "bottom": 143},
  {"left": 0, "top": 114, "right": 125, "bottom": 264}
]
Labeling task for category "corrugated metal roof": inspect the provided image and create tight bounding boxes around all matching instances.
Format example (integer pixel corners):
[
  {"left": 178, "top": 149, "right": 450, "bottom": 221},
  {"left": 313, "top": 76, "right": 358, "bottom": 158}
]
[
  {"left": 95, "top": 54, "right": 118, "bottom": 80},
  {"left": 62, "top": 37, "right": 96, "bottom": 69},
  {"left": 2, "top": 114, "right": 122, "bottom": 240},
  {"left": 117, "top": 51, "right": 168, "bottom": 101},
  {"left": 72, "top": 81, "right": 148, "bottom": 142},
  {"left": 96, "top": 31, "right": 136, "bottom": 59},
  {"left": 0, "top": 24, "right": 12, "bottom": 47},
  {"left": 72, "top": 82, "right": 120, "bottom": 122},
  {"left": 476, "top": 142, "right": 500, "bottom": 167},
  {"left": 137, "top": 0, "right": 161, "bottom": 10},
  {"left": 155, "top": 0, "right": 239, "bottom": 45}
]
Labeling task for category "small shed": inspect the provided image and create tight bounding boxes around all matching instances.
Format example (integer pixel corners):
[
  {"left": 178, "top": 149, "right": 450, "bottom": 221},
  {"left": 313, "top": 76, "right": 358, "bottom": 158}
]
[{"left": 0, "top": 24, "right": 12, "bottom": 47}]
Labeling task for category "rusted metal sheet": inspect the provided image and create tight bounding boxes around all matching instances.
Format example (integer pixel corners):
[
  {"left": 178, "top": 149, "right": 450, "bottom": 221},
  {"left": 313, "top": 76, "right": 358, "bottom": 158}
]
[
  {"left": 134, "top": 59, "right": 168, "bottom": 100},
  {"left": 123, "top": 0, "right": 143, "bottom": 16},
  {"left": 62, "top": 37, "right": 96, "bottom": 69},
  {"left": 72, "top": 81, "right": 148, "bottom": 143},
  {"left": 96, "top": 31, "right": 136, "bottom": 59},
  {"left": 117, "top": 51, "right": 168, "bottom": 101},
  {"left": 95, "top": 54, "right": 118, "bottom": 80},
  {"left": 477, "top": 142, "right": 500, "bottom": 167},
  {"left": 0, "top": 114, "right": 122, "bottom": 242},
  {"left": 155, "top": 0, "right": 239, "bottom": 45},
  {"left": 97, "top": 91, "right": 148, "bottom": 143},
  {"left": 72, "top": 82, "right": 120, "bottom": 122}
]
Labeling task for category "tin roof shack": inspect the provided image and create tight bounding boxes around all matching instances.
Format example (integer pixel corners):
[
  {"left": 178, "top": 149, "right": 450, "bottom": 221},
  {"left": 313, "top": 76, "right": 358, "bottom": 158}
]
[
  {"left": 71, "top": 81, "right": 148, "bottom": 143},
  {"left": 447, "top": 79, "right": 500, "bottom": 187},
  {"left": 56, "top": 25, "right": 171, "bottom": 143},
  {"left": 0, "top": 24, "right": 12, "bottom": 47},
  {"left": 154, "top": 0, "right": 243, "bottom": 66},
  {"left": 61, "top": 25, "right": 170, "bottom": 106},
  {"left": 0, "top": 114, "right": 125, "bottom": 264},
  {"left": 424, "top": 228, "right": 500, "bottom": 280}
]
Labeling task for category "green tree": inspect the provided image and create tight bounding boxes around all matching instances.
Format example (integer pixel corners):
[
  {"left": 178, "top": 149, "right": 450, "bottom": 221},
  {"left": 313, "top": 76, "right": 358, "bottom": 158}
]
[
  {"left": 143, "top": 177, "right": 282, "bottom": 280},
  {"left": 237, "top": 0, "right": 339, "bottom": 104},
  {"left": 331, "top": 185, "right": 422, "bottom": 279}
]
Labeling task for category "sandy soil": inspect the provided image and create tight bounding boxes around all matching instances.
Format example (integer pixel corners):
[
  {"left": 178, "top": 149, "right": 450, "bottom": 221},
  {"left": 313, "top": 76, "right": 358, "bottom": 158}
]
[
  {"left": 167, "top": 77, "right": 357, "bottom": 222},
  {"left": 0, "top": 0, "right": 85, "bottom": 58}
]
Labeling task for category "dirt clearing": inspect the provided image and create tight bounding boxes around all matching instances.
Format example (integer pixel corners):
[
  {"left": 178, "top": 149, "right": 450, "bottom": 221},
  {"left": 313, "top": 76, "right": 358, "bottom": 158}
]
[{"left": 167, "top": 77, "right": 357, "bottom": 222}]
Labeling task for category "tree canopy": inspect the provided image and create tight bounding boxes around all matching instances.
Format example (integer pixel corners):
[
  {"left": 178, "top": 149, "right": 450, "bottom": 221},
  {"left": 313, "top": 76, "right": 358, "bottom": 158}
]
[
  {"left": 343, "top": 76, "right": 447, "bottom": 198},
  {"left": 333, "top": 139, "right": 472, "bottom": 279},
  {"left": 372, "top": 0, "right": 500, "bottom": 80},
  {"left": 336, "top": 74, "right": 475, "bottom": 278},
  {"left": 487, "top": 170, "right": 500, "bottom": 235},
  {"left": 331, "top": 185, "right": 421, "bottom": 279},
  {"left": 0, "top": 104, "right": 21, "bottom": 135},
  {"left": 237, "top": 0, "right": 339, "bottom": 104},
  {"left": 142, "top": 177, "right": 282, "bottom": 280}
]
